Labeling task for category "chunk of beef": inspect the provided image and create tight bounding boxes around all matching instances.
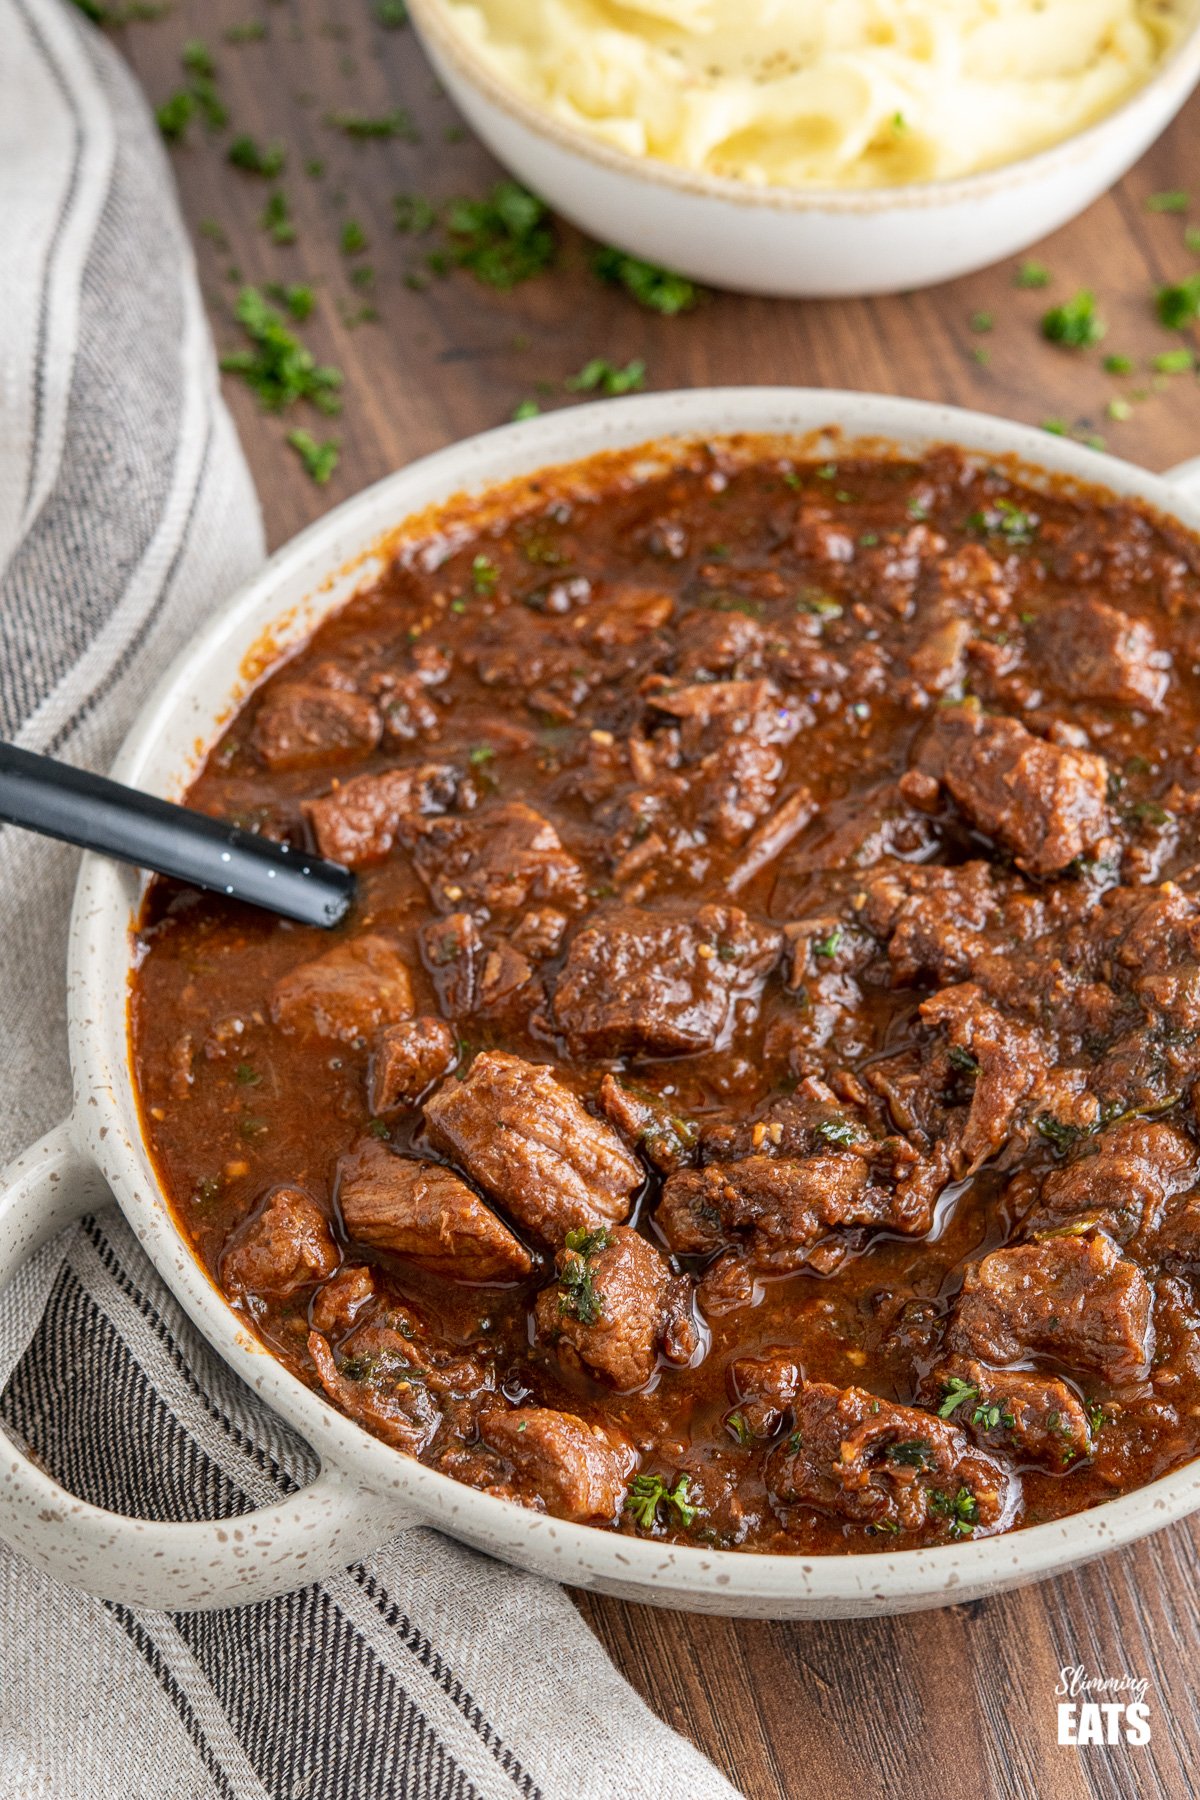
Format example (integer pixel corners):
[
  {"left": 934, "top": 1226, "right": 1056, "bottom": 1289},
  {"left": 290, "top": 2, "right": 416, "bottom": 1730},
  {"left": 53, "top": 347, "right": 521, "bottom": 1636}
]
[
  {"left": 581, "top": 585, "right": 674, "bottom": 647},
  {"left": 674, "top": 608, "right": 765, "bottom": 680},
  {"left": 861, "top": 860, "right": 1003, "bottom": 985},
  {"left": 303, "top": 763, "right": 461, "bottom": 865},
  {"left": 337, "top": 1139, "right": 532, "bottom": 1282},
  {"left": 726, "top": 786, "right": 817, "bottom": 895},
  {"left": 271, "top": 932, "right": 413, "bottom": 1042},
  {"left": 762, "top": 1382, "right": 1014, "bottom": 1538},
  {"left": 251, "top": 681, "right": 381, "bottom": 772},
  {"left": 371, "top": 1017, "right": 457, "bottom": 1112},
  {"left": 509, "top": 908, "right": 569, "bottom": 960},
  {"left": 477, "top": 1407, "right": 634, "bottom": 1524},
  {"left": 552, "top": 905, "right": 782, "bottom": 1058},
  {"left": 648, "top": 678, "right": 801, "bottom": 752},
  {"left": 222, "top": 1186, "right": 338, "bottom": 1297},
  {"left": 598, "top": 1074, "right": 698, "bottom": 1174},
  {"left": 1028, "top": 1118, "right": 1199, "bottom": 1245},
  {"left": 421, "top": 913, "right": 483, "bottom": 1016},
  {"left": 534, "top": 1224, "right": 697, "bottom": 1391},
  {"left": 929, "top": 1356, "right": 1092, "bottom": 1470},
  {"left": 920, "top": 983, "right": 1050, "bottom": 1171},
  {"left": 915, "top": 705, "right": 1109, "bottom": 877},
  {"left": 946, "top": 1232, "right": 1154, "bottom": 1384},
  {"left": 411, "top": 802, "right": 586, "bottom": 914},
  {"left": 1031, "top": 597, "right": 1169, "bottom": 710},
  {"left": 423, "top": 1052, "right": 641, "bottom": 1244},
  {"left": 658, "top": 1139, "right": 945, "bottom": 1275},
  {"left": 696, "top": 738, "right": 782, "bottom": 845},
  {"left": 307, "top": 1314, "right": 443, "bottom": 1455},
  {"left": 311, "top": 1265, "right": 377, "bottom": 1338},
  {"left": 727, "top": 1349, "right": 803, "bottom": 1440}
]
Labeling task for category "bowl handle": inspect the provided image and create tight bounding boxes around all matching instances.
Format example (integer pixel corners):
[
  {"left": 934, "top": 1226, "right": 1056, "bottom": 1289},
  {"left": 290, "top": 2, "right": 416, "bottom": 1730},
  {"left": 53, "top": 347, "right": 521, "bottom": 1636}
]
[
  {"left": 0, "top": 1123, "right": 416, "bottom": 1610},
  {"left": 1165, "top": 455, "right": 1200, "bottom": 501}
]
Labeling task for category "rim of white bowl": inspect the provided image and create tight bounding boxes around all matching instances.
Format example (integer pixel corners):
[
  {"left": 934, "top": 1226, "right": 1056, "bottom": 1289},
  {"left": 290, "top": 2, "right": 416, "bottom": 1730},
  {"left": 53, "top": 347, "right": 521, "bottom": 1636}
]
[
  {"left": 76, "top": 387, "right": 1200, "bottom": 1607},
  {"left": 408, "top": 0, "right": 1200, "bottom": 214}
]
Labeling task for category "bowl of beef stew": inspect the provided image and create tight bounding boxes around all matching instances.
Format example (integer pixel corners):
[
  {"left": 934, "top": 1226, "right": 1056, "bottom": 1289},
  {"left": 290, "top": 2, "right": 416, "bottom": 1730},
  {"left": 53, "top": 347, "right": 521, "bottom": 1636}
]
[{"left": 8, "top": 389, "right": 1200, "bottom": 1615}]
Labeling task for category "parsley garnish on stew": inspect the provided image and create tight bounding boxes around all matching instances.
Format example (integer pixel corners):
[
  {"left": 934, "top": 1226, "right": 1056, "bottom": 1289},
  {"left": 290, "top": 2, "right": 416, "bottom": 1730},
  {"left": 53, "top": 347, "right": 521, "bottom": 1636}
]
[
  {"left": 228, "top": 134, "right": 286, "bottom": 177},
  {"left": 624, "top": 1472, "right": 700, "bottom": 1531},
  {"left": 929, "top": 1486, "right": 979, "bottom": 1538},
  {"left": 937, "top": 1376, "right": 979, "bottom": 1419}
]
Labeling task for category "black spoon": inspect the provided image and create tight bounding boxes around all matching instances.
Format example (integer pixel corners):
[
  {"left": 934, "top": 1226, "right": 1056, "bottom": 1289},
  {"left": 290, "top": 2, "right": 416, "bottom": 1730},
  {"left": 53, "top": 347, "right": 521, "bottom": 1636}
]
[{"left": 0, "top": 742, "right": 355, "bottom": 929}]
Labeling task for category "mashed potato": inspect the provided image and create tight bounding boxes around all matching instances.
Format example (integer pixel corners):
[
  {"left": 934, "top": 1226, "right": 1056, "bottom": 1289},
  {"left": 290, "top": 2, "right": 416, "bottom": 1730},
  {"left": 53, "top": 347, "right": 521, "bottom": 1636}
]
[{"left": 441, "top": 0, "right": 1185, "bottom": 188}]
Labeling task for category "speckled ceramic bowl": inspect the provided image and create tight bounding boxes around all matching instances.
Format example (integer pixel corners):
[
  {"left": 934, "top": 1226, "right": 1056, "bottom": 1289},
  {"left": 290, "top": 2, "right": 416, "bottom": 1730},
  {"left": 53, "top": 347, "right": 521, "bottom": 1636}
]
[
  {"left": 408, "top": 0, "right": 1200, "bottom": 297},
  {"left": 3, "top": 389, "right": 1200, "bottom": 1614}
]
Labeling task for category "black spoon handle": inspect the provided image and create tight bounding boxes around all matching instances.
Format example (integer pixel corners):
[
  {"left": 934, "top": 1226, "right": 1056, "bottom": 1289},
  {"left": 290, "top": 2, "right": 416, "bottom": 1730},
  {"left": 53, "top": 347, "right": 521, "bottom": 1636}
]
[{"left": 0, "top": 742, "right": 355, "bottom": 929}]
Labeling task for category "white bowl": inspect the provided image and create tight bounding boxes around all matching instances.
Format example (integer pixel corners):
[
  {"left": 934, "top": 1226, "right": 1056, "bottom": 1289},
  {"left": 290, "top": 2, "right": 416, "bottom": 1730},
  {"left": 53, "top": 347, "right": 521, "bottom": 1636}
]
[
  {"left": 4, "top": 389, "right": 1200, "bottom": 1615},
  {"left": 408, "top": 0, "right": 1200, "bottom": 297}
]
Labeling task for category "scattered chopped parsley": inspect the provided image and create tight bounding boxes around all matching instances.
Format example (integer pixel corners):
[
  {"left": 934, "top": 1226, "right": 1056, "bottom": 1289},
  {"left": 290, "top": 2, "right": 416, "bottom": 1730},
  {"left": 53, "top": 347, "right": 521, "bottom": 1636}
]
[
  {"left": 624, "top": 1472, "right": 700, "bottom": 1531},
  {"left": 726, "top": 1411, "right": 752, "bottom": 1445},
  {"left": 1156, "top": 274, "right": 1200, "bottom": 329},
  {"left": 511, "top": 398, "right": 540, "bottom": 422},
  {"left": 181, "top": 38, "right": 215, "bottom": 80},
  {"left": 265, "top": 283, "right": 315, "bottom": 320},
  {"left": 445, "top": 182, "right": 556, "bottom": 288},
  {"left": 340, "top": 218, "right": 369, "bottom": 256},
  {"left": 471, "top": 553, "right": 500, "bottom": 594},
  {"left": 1041, "top": 289, "right": 1105, "bottom": 348},
  {"left": 1042, "top": 417, "right": 1069, "bottom": 436},
  {"left": 929, "top": 1485, "right": 979, "bottom": 1538},
  {"left": 234, "top": 1061, "right": 261, "bottom": 1086},
  {"left": 224, "top": 20, "right": 268, "bottom": 42},
  {"left": 558, "top": 1228, "right": 610, "bottom": 1324},
  {"left": 260, "top": 189, "right": 296, "bottom": 245},
  {"left": 947, "top": 1044, "right": 981, "bottom": 1076},
  {"left": 1152, "top": 347, "right": 1195, "bottom": 375},
  {"left": 796, "top": 593, "right": 842, "bottom": 618},
  {"left": 969, "top": 310, "right": 994, "bottom": 333},
  {"left": 287, "top": 428, "right": 340, "bottom": 485},
  {"left": 1147, "top": 190, "right": 1190, "bottom": 213},
  {"left": 468, "top": 744, "right": 495, "bottom": 765},
  {"left": 592, "top": 247, "right": 701, "bottom": 315},
  {"left": 812, "top": 925, "right": 844, "bottom": 959},
  {"left": 967, "top": 497, "right": 1037, "bottom": 545},
  {"left": 366, "top": 1117, "right": 391, "bottom": 1140},
  {"left": 220, "top": 287, "right": 343, "bottom": 414},
  {"left": 972, "top": 1401, "right": 1015, "bottom": 1432},
  {"left": 1015, "top": 259, "right": 1052, "bottom": 289},
  {"left": 377, "top": 0, "right": 408, "bottom": 22},
  {"left": 228, "top": 134, "right": 286, "bottom": 177},
  {"left": 1103, "top": 352, "right": 1135, "bottom": 375},
  {"left": 937, "top": 1376, "right": 979, "bottom": 1419},
  {"left": 327, "top": 108, "right": 420, "bottom": 142},
  {"left": 566, "top": 357, "right": 647, "bottom": 397},
  {"left": 1085, "top": 1399, "right": 1109, "bottom": 1434},
  {"left": 1035, "top": 1114, "right": 1082, "bottom": 1153},
  {"left": 814, "top": 1117, "right": 858, "bottom": 1147},
  {"left": 394, "top": 193, "right": 436, "bottom": 235},
  {"left": 888, "top": 1440, "right": 932, "bottom": 1468},
  {"left": 156, "top": 90, "right": 197, "bottom": 142},
  {"left": 1186, "top": 226, "right": 1200, "bottom": 255}
]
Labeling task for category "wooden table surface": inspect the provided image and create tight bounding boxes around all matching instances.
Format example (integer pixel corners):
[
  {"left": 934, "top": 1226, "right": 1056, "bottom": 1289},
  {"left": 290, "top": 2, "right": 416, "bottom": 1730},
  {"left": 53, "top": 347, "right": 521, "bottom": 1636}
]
[{"left": 106, "top": 4, "right": 1200, "bottom": 1793}]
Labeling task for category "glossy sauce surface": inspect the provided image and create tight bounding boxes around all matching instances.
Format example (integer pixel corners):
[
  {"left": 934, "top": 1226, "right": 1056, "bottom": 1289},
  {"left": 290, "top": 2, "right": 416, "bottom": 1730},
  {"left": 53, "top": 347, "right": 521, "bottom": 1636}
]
[{"left": 132, "top": 441, "right": 1200, "bottom": 1552}]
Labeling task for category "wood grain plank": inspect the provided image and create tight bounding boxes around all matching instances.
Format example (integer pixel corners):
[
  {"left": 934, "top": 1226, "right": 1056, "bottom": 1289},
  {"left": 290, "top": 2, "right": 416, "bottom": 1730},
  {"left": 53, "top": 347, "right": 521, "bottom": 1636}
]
[{"left": 101, "top": 5, "right": 1200, "bottom": 1793}]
